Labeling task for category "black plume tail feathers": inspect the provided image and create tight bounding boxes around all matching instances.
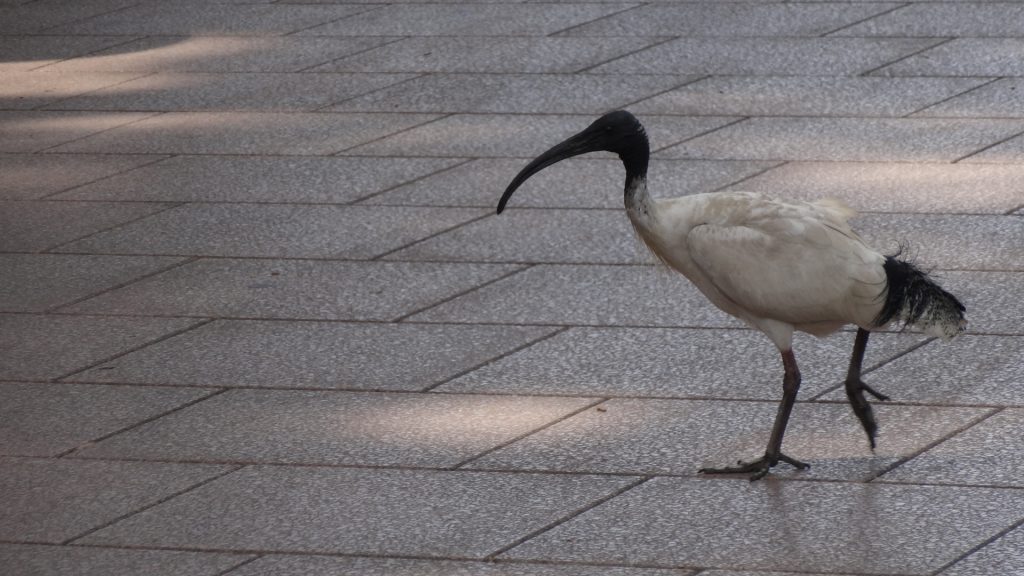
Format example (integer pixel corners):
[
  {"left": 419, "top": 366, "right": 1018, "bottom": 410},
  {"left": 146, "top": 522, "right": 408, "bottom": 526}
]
[{"left": 873, "top": 252, "right": 966, "bottom": 339}]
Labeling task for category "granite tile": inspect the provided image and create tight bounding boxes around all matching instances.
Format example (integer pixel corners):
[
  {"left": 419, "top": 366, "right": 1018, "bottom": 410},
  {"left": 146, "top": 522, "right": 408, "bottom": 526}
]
[
  {"left": 835, "top": 335, "right": 1024, "bottom": 406},
  {"left": 442, "top": 327, "right": 927, "bottom": 400},
  {"left": 0, "top": 201, "right": 171, "bottom": 252},
  {"left": 0, "top": 0, "right": 137, "bottom": 34},
  {"left": 632, "top": 76, "right": 989, "bottom": 117},
  {"left": 80, "top": 466, "right": 639, "bottom": 557},
  {"left": 405, "top": 264, "right": 743, "bottom": 327},
  {"left": 0, "top": 111, "right": 152, "bottom": 153},
  {"left": 55, "top": 204, "right": 486, "bottom": 258},
  {"left": 725, "top": 161, "right": 1024, "bottom": 214},
  {"left": 65, "top": 259, "right": 523, "bottom": 321},
  {"left": 882, "top": 409, "right": 1024, "bottom": 488},
  {"left": 0, "top": 254, "right": 185, "bottom": 312},
  {"left": 876, "top": 38, "right": 1024, "bottom": 77},
  {"left": 346, "top": 114, "right": 736, "bottom": 158},
  {"left": 299, "top": 3, "right": 634, "bottom": 36},
  {"left": 73, "top": 320, "right": 556, "bottom": 391},
  {"left": 48, "top": 3, "right": 370, "bottom": 35},
  {"left": 854, "top": 213, "right": 1024, "bottom": 271},
  {"left": 75, "top": 389, "right": 595, "bottom": 466},
  {"left": 0, "top": 382, "right": 213, "bottom": 457},
  {"left": 0, "top": 544, "right": 249, "bottom": 576},
  {"left": 0, "top": 457, "right": 231, "bottom": 543},
  {"left": 41, "top": 36, "right": 397, "bottom": 73},
  {"left": 49, "top": 112, "right": 438, "bottom": 155},
  {"left": 385, "top": 209, "right": 650, "bottom": 264},
  {"left": 658, "top": 117, "right": 1024, "bottom": 162},
  {"left": 0, "top": 153, "right": 167, "bottom": 200},
  {"left": 503, "top": 478, "right": 1024, "bottom": 574},
  {"left": 312, "top": 36, "right": 661, "bottom": 74},
  {"left": 835, "top": 3, "right": 1024, "bottom": 38},
  {"left": 0, "top": 313, "right": 200, "bottom": 380},
  {"left": 937, "top": 524, "right": 1024, "bottom": 575},
  {"left": 562, "top": 2, "right": 900, "bottom": 37},
  {"left": 231, "top": 555, "right": 690, "bottom": 576},
  {"left": 0, "top": 71, "right": 146, "bottom": 110},
  {"left": 365, "top": 158, "right": 776, "bottom": 208},
  {"left": 45, "top": 72, "right": 416, "bottom": 112},
  {"left": 589, "top": 37, "right": 940, "bottom": 76},
  {"left": 468, "top": 398, "right": 989, "bottom": 482},
  {"left": 914, "top": 77, "right": 1024, "bottom": 118},
  {"left": 0, "top": 36, "right": 135, "bottom": 73},
  {"left": 58, "top": 155, "right": 461, "bottom": 203},
  {"left": 960, "top": 132, "right": 1024, "bottom": 163},
  {"left": 329, "top": 73, "right": 694, "bottom": 114}
]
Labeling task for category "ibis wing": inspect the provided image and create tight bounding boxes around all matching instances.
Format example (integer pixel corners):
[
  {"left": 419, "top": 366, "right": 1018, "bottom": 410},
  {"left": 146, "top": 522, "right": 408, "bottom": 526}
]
[{"left": 684, "top": 200, "right": 886, "bottom": 328}]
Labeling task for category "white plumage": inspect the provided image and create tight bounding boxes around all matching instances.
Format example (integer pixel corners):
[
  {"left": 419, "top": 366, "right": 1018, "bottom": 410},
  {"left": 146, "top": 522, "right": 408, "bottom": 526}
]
[{"left": 498, "top": 111, "right": 966, "bottom": 479}]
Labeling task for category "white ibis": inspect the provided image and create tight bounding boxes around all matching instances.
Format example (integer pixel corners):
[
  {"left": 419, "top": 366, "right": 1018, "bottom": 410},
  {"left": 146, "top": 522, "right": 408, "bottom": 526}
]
[{"left": 497, "top": 111, "right": 966, "bottom": 480}]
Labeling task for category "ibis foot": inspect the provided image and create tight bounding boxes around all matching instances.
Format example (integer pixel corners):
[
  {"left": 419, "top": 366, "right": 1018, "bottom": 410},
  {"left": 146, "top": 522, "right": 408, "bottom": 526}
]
[
  {"left": 699, "top": 452, "right": 809, "bottom": 481},
  {"left": 845, "top": 378, "right": 888, "bottom": 450}
]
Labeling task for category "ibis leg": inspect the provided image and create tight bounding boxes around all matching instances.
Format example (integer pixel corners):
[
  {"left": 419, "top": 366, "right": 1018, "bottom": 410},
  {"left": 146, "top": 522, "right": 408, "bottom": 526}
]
[
  {"left": 845, "top": 328, "right": 889, "bottom": 449},
  {"left": 700, "top": 349, "right": 809, "bottom": 481}
]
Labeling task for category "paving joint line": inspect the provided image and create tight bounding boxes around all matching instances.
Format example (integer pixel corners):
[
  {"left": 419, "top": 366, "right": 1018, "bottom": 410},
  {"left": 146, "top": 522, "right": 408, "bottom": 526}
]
[
  {"left": 30, "top": 70, "right": 156, "bottom": 113},
  {"left": 953, "top": 127, "right": 1024, "bottom": 163},
  {"left": 60, "top": 464, "right": 246, "bottom": 546},
  {"left": 56, "top": 387, "right": 231, "bottom": 459},
  {"left": 26, "top": 34, "right": 146, "bottom": 72},
  {"left": 928, "top": 513, "right": 1024, "bottom": 575},
  {"left": 39, "top": 200, "right": 186, "bottom": 254},
  {"left": 858, "top": 37, "right": 953, "bottom": 77},
  {"left": 282, "top": 2, "right": 383, "bottom": 37},
  {"left": 545, "top": 2, "right": 646, "bottom": 37},
  {"left": 215, "top": 554, "right": 263, "bottom": 576},
  {"left": 31, "top": 110, "right": 165, "bottom": 154},
  {"left": 618, "top": 74, "right": 710, "bottom": 110},
  {"left": 45, "top": 255, "right": 201, "bottom": 314},
  {"left": 819, "top": 2, "right": 911, "bottom": 38},
  {"left": 709, "top": 160, "right": 788, "bottom": 193},
  {"left": 652, "top": 116, "right": 749, "bottom": 153},
  {"left": 573, "top": 35, "right": 676, "bottom": 74},
  {"left": 314, "top": 71, "right": 430, "bottom": 112},
  {"left": 332, "top": 111, "right": 454, "bottom": 156},
  {"left": 294, "top": 35, "right": 408, "bottom": 73},
  {"left": 483, "top": 475, "right": 653, "bottom": 560},
  {"left": 349, "top": 157, "right": 474, "bottom": 205},
  {"left": 368, "top": 209, "right": 493, "bottom": 260},
  {"left": 902, "top": 76, "right": 1002, "bottom": 118},
  {"left": 52, "top": 317, "right": 216, "bottom": 382},
  {"left": 39, "top": 153, "right": 176, "bottom": 200},
  {"left": 391, "top": 264, "right": 534, "bottom": 322}
]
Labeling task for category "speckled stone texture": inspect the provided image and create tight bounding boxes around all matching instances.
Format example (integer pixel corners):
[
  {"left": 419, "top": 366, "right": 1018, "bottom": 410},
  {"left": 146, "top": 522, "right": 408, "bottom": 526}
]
[{"left": 5, "top": 1, "right": 1024, "bottom": 574}]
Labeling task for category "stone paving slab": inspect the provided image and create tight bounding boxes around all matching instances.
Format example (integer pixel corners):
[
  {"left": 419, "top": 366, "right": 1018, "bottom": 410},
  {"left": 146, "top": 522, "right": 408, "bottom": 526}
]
[
  {"left": 55, "top": 204, "right": 487, "bottom": 259},
  {"left": 827, "top": 335, "right": 1024, "bottom": 407},
  {"left": 385, "top": 209, "right": 650, "bottom": 265},
  {"left": 345, "top": 114, "right": 735, "bottom": 158},
  {"left": 65, "top": 259, "right": 523, "bottom": 321},
  {"left": 0, "top": 543, "right": 250, "bottom": 576},
  {"left": 658, "top": 117, "right": 1024, "bottom": 163},
  {"left": 79, "top": 466, "right": 640, "bottom": 558},
  {"left": 0, "top": 154, "right": 167, "bottom": 200},
  {"left": 502, "top": 478, "right": 1024, "bottom": 574},
  {"left": 0, "top": 71, "right": 146, "bottom": 110},
  {"left": 881, "top": 408, "right": 1024, "bottom": 488},
  {"left": 0, "top": 36, "right": 134, "bottom": 73},
  {"left": 363, "top": 158, "right": 775, "bottom": 208},
  {"left": 44, "top": 72, "right": 417, "bottom": 112},
  {"left": 0, "top": 254, "right": 184, "bottom": 312},
  {"left": 560, "top": 2, "right": 899, "bottom": 38},
  {"left": 631, "top": 76, "right": 989, "bottom": 118},
  {"left": 71, "top": 320, "right": 555, "bottom": 391},
  {"left": 231, "top": 555, "right": 690, "bottom": 576},
  {"left": 73, "top": 389, "right": 596, "bottom": 467},
  {"left": 311, "top": 36, "right": 662, "bottom": 74},
  {"left": 441, "top": 327, "right": 926, "bottom": 400},
  {"left": 57, "top": 155, "right": 460, "bottom": 204},
  {"left": 330, "top": 73, "right": 694, "bottom": 115},
  {"left": 46, "top": 3, "right": 372, "bottom": 36},
  {"left": 937, "top": 525, "right": 1024, "bottom": 575},
  {"left": 961, "top": 132, "right": 1024, "bottom": 163},
  {"left": 467, "top": 398, "right": 990, "bottom": 482},
  {"left": 725, "top": 161, "right": 1024, "bottom": 214},
  {"left": 0, "top": 201, "right": 171, "bottom": 252},
  {"left": 0, "top": 382, "right": 213, "bottom": 457},
  {"left": 938, "top": 271, "right": 1024, "bottom": 335},
  {"left": 40, "top": 36, "right": 398, "bottom": 73},
  {"left": 875, "top": 38, "right": 1024, "bottom": 77},
  {"left": 588, "top": 37, "right": 940, "bottom": 76},
  {"left": 49, "top": 111, "right": 439, "bottom": 155},
  {"left": 0, "top": 457, "right": 232, "bottom": 543},
  {"left": 296, "top": 3, "right": 635, "bottom": 37},
  {"left": 913, "top": 77, "right": 1024, "bottom": 119},
  {"left": 0, "top": 0, "right": 137, "bottom": 34},
  {"left": 0, "top": 111, "right": 154, "bottom": 153},
  {"left": 0, "top": 313, "right": 200, "bottom": 381},
  {"left": 406, "top": 264, "right": 742, "bottom": 328},
  {"left": 834, "top": 2, "right": 1024, "bottom": 38}
]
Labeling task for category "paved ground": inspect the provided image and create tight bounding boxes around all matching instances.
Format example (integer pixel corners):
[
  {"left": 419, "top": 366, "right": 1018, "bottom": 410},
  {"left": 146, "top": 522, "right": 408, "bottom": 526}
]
[{"left": 2, "top": 0, "right": 1024, "bottom": 574}]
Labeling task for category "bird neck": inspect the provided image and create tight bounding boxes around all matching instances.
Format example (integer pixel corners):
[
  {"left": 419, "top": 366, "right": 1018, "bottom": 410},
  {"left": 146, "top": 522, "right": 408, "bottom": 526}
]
[{"left": 621, "top": 145, "right": 651, "bottom": 220}]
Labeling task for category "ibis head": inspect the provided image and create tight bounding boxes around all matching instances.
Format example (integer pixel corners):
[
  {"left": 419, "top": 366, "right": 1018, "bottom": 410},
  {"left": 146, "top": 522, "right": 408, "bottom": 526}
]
[{"left": 497, "top": 110, "right": 649, "bottom": 214}]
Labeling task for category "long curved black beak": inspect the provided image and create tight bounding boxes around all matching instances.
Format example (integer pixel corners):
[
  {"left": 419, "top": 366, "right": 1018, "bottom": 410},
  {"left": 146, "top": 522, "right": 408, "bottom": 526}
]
[{"left": 496, "top": 129, "right": 604, "bottom": 214}]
